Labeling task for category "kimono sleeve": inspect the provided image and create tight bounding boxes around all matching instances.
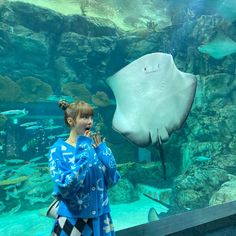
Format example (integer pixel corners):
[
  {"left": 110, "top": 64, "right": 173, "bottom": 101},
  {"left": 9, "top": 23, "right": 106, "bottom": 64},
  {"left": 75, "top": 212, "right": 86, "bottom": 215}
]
[
  {"left": 48, "top": 146, "right": 88, "bottom": 199},
  {"left": 95, "top": 142, "right": 120, "bottom": 188}
]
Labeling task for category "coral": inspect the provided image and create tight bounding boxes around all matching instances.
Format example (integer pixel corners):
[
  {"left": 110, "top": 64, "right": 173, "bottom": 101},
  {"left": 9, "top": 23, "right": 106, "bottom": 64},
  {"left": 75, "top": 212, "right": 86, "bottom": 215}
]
[
  {"left": 61, "top": 82, "right": 92, "bottom": 103},
  {"left": 116, "top": 162, "right": 166, "bottom": 185},
  {"left": 146, "top": 20, "right": 158, "bottom": 32},
  {"left": 16, "top": 76, "right": 53, "bottom": 103},
  {"left": 92, "top": 91, "right": 110, "bottom": 107},
  {"left": 173, "top": 168, "right": 229, "bottom": 209},
  {"left": 85, "top": 0, "right": 120, "bottom": 19},
  {"left": 0, "top": 75, "right": 21, "bottom": 102},
  {"left": 191, "top": 15, "right": 226, "bottom": 45},
  {"left": 0, "top": 114, "right": 7, "bottom": 129},
  {"left": 108, "top": 178, "right": 139, "bottom": 203},
  {"left": 0, "top": 176, "right": 28, "bottom": 186},
  {"left": 80, "top": 0, "right": 89, "bottom": 16},
  {"left": 209, "top": 179, "right": 236, "bottom": 206},
  {"left": 93, "top": 113, "right": 106, "bottom": 132}
]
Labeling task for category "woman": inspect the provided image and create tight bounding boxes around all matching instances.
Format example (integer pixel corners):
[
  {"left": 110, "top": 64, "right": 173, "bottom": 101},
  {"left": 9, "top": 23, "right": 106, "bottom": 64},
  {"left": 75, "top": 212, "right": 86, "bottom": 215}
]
[{"left": 48, "top": 100, "right": 120, "bottom": 236}]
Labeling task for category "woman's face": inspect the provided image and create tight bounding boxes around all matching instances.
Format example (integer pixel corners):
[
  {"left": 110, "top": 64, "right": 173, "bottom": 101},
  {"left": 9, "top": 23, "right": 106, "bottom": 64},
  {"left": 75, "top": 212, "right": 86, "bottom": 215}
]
[{"left": 73, "top": 113, "right": 93, "bottom": 135}]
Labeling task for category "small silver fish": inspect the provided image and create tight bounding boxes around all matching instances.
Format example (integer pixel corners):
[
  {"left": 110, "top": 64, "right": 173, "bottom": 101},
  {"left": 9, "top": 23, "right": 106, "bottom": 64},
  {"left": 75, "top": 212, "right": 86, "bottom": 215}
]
[
  {"left": 47, "top": 95, "right": 73, "bottom": 102},
  {"left": 5, "top": 159, "right": 25, "bottom": 164},
  {"left": 21, "top": 144, "right": 28, "bottom": 152},
  {"left": 195, "top": 156, "right": 211, "bottom": 162},
  {"left": 30, "top": 156, "right": 45, "bottom": 163},
  {"left": 20, "top": 121, "right": 38, "bottom": 127},
  {"left": 44, "top": 125, "right": 62, "bottom": 130},
  {"left": 0, "top": 131, "right": 6, "bottom": 136},
  {"left": 0, "top": 109, "right": 28, "bottom": 118},
  {"left": 25, "top": 125, "right": 43, "bottom": 130}
]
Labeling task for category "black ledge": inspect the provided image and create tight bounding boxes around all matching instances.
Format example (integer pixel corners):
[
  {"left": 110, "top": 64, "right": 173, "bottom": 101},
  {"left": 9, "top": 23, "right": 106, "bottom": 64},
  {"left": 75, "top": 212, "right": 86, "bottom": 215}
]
[{"left": 116, "top": 200, "right": 236, "bottom": 236}]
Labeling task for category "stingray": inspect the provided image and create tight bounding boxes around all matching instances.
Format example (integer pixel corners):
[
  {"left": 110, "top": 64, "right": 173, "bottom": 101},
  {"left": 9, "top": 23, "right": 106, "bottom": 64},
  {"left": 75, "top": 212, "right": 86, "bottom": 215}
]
[
  {"left": 198, "top": 33, "right": 236, "bottom": 59},
  {"left": 217, "top": 0, "right": 236, "bottom": 22},
  {"left": 106, "top": 53, "right": 197, "bottom": 178}
]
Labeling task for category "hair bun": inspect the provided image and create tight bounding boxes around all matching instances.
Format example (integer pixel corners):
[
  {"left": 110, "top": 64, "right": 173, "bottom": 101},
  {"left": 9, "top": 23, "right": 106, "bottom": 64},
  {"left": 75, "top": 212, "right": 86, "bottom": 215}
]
[{"left": 58, "top": 100, "right": 70, "bottom": 111}]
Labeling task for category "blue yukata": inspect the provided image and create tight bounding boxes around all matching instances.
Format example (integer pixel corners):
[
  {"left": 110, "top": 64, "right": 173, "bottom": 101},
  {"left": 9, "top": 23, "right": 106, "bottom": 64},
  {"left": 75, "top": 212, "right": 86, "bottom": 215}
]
[{"left": 48, "top": 135, "right": 120, "bottom": 236}]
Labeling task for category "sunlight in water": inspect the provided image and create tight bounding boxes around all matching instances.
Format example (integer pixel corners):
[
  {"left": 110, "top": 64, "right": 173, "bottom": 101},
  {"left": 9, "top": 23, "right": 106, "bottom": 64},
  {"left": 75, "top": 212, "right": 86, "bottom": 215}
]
[{"left": 8, "top": 0, "right": 171, "bottom": 31}]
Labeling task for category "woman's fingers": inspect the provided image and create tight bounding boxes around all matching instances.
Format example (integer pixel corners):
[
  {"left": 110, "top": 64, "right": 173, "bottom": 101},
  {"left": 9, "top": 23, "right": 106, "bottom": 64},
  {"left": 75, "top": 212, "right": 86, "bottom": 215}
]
[
  {"left": 93, "top": 133, "right": 99, "bottom": 145},
  {"left": 84, "top": 130, "right": 91, "bottom": 137},
  {"left": 84, "top": 130, "right": 106, "bottom": 147},
  {"left": 97, "top": 131, "right": 101, "bottom": 143},
  {"left": 92, "top": 132, "right": 106, "bottom": 147}
]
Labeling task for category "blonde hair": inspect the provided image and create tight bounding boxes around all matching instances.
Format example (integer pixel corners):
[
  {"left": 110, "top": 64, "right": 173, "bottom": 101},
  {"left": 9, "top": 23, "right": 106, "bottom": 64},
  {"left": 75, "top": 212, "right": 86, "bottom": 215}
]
[{"left": 58, "top": 100, "right": 93, "bottom": 127}]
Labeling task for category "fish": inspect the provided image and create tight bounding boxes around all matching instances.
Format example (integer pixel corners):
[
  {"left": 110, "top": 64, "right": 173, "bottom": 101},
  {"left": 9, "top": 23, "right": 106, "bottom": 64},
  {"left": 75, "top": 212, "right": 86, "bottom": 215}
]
[
  {"left": 8, "top": 201, "right": 21, "bottom": 214},
  {"left": 217, "top": 0, "right": 236, "bottom": 22},
  {"left": 0, "top": 109, "right": 29, "bottom": 118},
  {"left": 106, "top": 53, "right": 197, "bottom": 179},
  {"left": 57, "top": 133, "right": 70, "bottom": 138},
  {"left": 0, "top": 131, "right": 6, "bottom": 136},
  {"left": 25, "top": 125, "right": 43, "bottom": 130},
  {"left": 5, "top": 159, "right": 25, "bottom": 165},
  {"left": 106, "top": 53, "right": 197, "bottom": 147},
  {"left": 148, "top": 207, "right": 160, "bottom": 222},
  {"left": 21, "top": 144, "right": 28, "bottom": 152},
  {"left": 47, "top": 95, "right": 74, "bottom": 102},
  {"left": 21, "top": 139, "right": 39, "bottom": 153},
  {"left": 195, "top": 156, "right": 211, "bottom": 162},
  {"left": 20, "top": 121, "right": 38, "bottom": 127},
  {"left": 44, "top": 125, "right": 63, "bottom": 130},
  {"left": 30, "top": 156, "right": 45, "bottom": 163},
  {"left": 198, "top": 33, "right": 236, "bottom": 59}
]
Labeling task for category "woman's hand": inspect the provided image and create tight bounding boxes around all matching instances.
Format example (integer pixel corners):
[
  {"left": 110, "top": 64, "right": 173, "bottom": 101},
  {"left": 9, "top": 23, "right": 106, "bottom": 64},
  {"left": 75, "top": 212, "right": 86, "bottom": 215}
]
[
  {"left": 84, "top": 130, "right": 92, "bottom": 137},
  {"left": 92, "top": 131, "right": 106, "bottom": 148}
]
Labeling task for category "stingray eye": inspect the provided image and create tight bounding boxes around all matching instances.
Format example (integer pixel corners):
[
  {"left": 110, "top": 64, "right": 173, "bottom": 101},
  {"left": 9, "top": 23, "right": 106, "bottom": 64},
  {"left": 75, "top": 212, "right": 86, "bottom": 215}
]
[{"left": 144, "top": 67, "right": 147, "bottom": 71}]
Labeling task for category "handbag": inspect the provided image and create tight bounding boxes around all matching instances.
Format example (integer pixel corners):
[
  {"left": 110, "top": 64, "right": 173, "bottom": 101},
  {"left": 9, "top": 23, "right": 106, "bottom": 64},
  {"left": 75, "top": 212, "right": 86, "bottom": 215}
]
[{"left": 46, "top": 199, "right": 60, "bottom": 219}]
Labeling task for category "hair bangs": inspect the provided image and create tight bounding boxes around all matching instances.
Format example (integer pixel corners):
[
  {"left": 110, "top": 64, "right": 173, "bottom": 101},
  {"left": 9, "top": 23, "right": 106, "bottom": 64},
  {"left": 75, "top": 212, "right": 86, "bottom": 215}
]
[{"left": 77, "top": 102, "right": 94, "bottom": 117}]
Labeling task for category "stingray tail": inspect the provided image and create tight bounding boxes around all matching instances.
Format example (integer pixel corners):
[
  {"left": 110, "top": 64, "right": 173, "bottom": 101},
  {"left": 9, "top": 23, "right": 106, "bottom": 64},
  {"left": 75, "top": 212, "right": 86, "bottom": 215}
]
[
  {"left": 158, "top": 137, "right": 167, "bottom": 180},
  {"left": 143, "top": 193, "right": 171, "bottom": 209}
]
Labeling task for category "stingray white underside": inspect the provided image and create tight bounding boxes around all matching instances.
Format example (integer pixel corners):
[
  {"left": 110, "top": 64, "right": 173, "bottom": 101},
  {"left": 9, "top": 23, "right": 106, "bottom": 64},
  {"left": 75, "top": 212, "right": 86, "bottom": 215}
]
[{"left": 106, "top": 53, "right": 197, "bottom": 147}]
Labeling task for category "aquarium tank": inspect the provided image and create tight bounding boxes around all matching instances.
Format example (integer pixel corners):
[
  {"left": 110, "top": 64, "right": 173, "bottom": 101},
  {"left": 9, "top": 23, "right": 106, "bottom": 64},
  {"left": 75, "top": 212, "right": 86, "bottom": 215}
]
[{"left": 0, "top": 0, "right": 235, "bottom": 235}]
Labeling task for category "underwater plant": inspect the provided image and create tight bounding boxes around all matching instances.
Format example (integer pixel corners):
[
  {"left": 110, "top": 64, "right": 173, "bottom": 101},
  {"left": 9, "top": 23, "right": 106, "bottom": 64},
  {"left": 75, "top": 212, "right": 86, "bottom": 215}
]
[
  {"left": 91, "top": 91, "right": 110, "bottom": 107},
  {"left": 0, "top": 75, "right": 21, "bottom": 102},
  {"left": 79, "top": 0, "right": 90, "bottom": 16},
  {"left": 80, "top": 0, "right": 120, "bottom": 19},
  {"left": 0, "top": 114, "right": 7, "bottom": 129},
  {"left": 61, "top": 82, "right": 92, "bottom": 103},
  {"left": 146, "top": 20, "right": 158, "bottom": 32},
  {"left": 16, "top": 76, "right": 53, "bottom": 103}
]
